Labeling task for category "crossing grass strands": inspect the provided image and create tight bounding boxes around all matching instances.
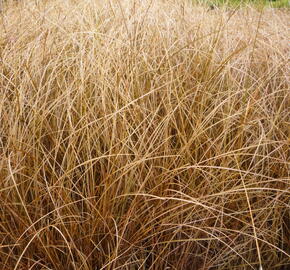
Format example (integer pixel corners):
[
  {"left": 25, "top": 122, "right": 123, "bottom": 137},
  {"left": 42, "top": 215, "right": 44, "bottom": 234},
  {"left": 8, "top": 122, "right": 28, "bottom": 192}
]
[{"left": 0, "top": 0, "right": 289, "bottom": 269}]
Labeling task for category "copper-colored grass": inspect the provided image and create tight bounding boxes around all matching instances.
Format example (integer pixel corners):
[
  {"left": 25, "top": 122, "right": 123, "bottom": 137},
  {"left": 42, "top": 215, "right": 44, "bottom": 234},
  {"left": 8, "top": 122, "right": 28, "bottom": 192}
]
[{"left": 0, "top": 0, "right": 289, "bottom": 269}]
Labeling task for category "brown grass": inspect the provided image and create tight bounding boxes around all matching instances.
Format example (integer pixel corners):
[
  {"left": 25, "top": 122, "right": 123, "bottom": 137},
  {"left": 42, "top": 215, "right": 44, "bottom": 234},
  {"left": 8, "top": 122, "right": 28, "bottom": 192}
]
[{"left": 0, "top": 0, "right": 289, "bottom": 269}]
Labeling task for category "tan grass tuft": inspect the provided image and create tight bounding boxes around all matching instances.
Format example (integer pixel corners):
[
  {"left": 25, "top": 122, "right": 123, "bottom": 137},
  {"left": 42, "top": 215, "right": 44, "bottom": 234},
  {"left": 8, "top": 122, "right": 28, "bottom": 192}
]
[{"left": 0, "top": 0, "right": 289, "bottom": 269}]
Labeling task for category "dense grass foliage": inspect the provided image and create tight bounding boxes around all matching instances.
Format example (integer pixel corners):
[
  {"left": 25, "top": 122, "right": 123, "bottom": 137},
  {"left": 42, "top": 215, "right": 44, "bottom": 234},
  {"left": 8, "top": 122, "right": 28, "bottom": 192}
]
[{"left": 0, "top": 0, "right": 289, "bottom": 269}]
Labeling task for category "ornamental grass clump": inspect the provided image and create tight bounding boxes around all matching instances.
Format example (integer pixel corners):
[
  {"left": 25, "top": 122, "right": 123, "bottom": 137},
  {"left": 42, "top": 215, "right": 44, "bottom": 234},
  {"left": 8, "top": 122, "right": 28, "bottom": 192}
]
[{"left": 0, "top": 0, "right": 289, "bottom": 269}]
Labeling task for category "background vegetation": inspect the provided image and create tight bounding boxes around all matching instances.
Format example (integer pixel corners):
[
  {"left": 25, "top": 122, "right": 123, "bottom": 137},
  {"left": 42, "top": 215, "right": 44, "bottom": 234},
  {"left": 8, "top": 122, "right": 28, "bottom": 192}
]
[
  {"left": 195, "top": 0, "right": 290, "bottom": 8},
  {"left": 0, "top": 0, "right": 289, "bottom": 269}
]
